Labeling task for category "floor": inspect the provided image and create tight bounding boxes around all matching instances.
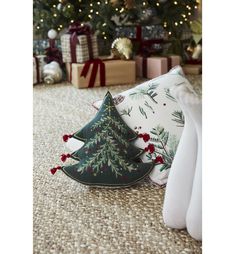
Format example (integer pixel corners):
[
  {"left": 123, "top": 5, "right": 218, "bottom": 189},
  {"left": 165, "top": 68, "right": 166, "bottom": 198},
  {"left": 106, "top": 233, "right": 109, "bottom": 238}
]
[{"left": 33, "top": 76, "right": 202, "bottom": 254}]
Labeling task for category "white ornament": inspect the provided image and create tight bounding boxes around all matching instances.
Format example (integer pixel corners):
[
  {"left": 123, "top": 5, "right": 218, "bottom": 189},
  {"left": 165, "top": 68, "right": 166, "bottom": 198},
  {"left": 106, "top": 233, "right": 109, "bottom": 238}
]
[
  {"left": 57, "top": 3, "right": 63, "bottom": 11},
  {"left": 43, "top": 61, "right": 62, "bottom": 84},
  {"left": 48, "top": 29, "right": 58, "bottom": 40}
]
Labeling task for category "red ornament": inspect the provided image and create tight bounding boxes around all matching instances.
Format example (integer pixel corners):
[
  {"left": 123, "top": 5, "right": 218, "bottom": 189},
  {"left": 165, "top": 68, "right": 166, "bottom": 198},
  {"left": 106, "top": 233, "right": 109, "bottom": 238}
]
[
  {"left": 50, "top": 166, "right": 62, "bottom": 175},
  {"left": 61, "top": 153, "right": 71, "bottom": 162},
  {"left": 155, "top": 156, "right": 164, "bottom": 164},
  {"left": 63, "top": 134, "right": 72, "bottom": 142}
]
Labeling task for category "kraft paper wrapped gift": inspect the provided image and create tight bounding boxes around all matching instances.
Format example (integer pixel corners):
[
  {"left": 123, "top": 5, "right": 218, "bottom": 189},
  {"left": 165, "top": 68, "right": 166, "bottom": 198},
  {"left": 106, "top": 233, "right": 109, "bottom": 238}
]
[
  {"left": 66, "top": 60, "right": 136, "bottom": 89},
  {"left": 33, "top": 55, "right": 47, "bottom": 84},
  {"left": 135, "top": 55, "right": 181, "bottom": 79},
  {"left": 183, "top": 64, "right": 202, "bottom": 75}
]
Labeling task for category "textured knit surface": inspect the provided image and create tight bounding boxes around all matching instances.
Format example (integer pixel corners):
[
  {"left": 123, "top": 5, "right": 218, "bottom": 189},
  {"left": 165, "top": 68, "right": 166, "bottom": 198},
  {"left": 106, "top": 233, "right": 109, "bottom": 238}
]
[{"left": 33, "top": 75, "right": 202, "bottom": 254}]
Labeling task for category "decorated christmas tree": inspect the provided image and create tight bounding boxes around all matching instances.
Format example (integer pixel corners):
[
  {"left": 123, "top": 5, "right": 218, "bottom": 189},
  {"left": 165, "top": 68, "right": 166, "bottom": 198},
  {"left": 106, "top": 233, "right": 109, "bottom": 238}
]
[
  {"left": 51, "top": 91, "right": 154, "bottom": 187},
  {"left": 34, "top": 0, "right": 200, "bottom": 55}
]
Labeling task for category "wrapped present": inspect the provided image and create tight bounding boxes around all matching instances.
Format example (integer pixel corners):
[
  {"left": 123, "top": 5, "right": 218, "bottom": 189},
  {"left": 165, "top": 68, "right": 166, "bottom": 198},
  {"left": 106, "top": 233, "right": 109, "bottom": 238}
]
[
  {"left": 183, "top": 64, "right": 202, "bottom": 75},
  {"left": 33, "top": 55, "right": 47, "bottom": 84},
  {"left": 61, "top": 22, "right": 98, "bottom": 63},
  {"left": 135, "top": 55, "right": 181, "bottom": 79},
  {"left": 66, "top": 59, "right": 136, "bottom": 89}
]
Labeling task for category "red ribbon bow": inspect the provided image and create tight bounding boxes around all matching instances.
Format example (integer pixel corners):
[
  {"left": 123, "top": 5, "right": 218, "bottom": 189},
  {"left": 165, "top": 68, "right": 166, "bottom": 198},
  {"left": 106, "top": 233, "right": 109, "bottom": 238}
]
[
  {"left": 68, "top": 22, "right": 93, "bottom": 63},
  {"left": 33, "top": 54, "right": 40, "bottom": 84},
  {"left": 80, "top": 59, "right": 106, "bottom": 88}
]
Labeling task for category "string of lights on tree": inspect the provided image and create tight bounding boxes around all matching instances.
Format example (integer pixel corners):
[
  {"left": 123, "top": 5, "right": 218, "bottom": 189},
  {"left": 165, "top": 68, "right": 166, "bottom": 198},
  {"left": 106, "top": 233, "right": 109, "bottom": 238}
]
[{"left": 34, "top": 0, "right": 200, "bottom": 40}]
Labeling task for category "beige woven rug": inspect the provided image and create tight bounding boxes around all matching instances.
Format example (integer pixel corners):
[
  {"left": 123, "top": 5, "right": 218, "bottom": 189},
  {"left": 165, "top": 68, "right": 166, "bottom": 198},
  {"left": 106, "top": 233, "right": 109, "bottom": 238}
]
[{"left": 33, "top": 76, "right": 202, "bottom": 254}]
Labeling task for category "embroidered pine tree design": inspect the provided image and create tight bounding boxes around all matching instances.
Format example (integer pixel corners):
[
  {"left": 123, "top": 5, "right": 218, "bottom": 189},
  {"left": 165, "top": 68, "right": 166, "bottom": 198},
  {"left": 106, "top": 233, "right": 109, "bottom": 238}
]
[{"left": 51, "top": 92, "right": 154, "bottom": 187}]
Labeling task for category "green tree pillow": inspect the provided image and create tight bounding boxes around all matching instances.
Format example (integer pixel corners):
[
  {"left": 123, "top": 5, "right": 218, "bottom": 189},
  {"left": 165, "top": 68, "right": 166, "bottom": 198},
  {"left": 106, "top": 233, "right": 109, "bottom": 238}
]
[{"left": 51, "top": 92, "right": 154, "bottom": 187}]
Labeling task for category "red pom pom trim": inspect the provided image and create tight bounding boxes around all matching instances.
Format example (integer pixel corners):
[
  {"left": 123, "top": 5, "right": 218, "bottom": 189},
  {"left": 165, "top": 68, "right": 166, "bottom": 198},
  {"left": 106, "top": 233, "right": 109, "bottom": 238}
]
[
  {"left": 50, "top": 166, "right": 62, "bottom": 175},
  {"left": 63, "top": 134, "right": 73, "bottom": 142},
  {"left": 61, "top": 153, "right": 71, "bottom": 162}
]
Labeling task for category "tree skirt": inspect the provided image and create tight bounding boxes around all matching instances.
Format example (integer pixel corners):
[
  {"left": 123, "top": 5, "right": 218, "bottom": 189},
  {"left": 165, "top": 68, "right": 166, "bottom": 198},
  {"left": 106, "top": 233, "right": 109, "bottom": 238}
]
[{"left": 33, "top": 75, "right": 202, "bottom": 254}]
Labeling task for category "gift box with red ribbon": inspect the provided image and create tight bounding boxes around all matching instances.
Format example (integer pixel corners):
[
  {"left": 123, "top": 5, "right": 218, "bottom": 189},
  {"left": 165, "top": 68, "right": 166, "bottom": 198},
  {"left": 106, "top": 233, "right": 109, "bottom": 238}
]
[
  {"left": 135, "top": 55, "right": 181, "bottom": 79},
  {"left": 66, "top": 59, "right": 136, "bottom": 89},
  {"left": 61, "top": 22, "right": 99, "bottom": 63},
  {"left": 33, "top": 55, "right": 47, "bottom": 84}
]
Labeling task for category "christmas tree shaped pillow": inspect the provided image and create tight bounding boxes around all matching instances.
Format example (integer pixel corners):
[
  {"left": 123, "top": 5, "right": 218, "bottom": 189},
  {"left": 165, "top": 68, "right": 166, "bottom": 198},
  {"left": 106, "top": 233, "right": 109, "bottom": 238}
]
[
  {"left": 51, "top": 92, "right": 154, "bottom": 187},
  {"left": 66, "top": 66, "right": 191, "bottom": 186}
]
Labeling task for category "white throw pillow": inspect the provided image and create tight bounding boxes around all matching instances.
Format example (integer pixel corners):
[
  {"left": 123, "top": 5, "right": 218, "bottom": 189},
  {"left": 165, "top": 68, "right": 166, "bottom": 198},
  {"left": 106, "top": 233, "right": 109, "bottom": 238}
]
[{"left": 67, "top": 66, "right": 192, "bottom": 185}]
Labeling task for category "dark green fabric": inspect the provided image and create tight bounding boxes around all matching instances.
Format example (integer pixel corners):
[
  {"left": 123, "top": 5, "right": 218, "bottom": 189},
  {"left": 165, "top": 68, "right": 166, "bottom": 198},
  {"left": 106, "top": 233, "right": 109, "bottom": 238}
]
[{"left": 62, "top": 91, "right": 154, "bottom": 187}]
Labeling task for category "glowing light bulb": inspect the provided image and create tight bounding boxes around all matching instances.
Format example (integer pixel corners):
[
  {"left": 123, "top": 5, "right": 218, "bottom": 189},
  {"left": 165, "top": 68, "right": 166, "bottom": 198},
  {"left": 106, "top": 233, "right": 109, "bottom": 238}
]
[
  {"left": 156, "top": 2, "right": 160, "bottom": 6},
  {"left": 143, "top": 2, "right": 146, "bottom": 6},
  {"left": 67, "top": 4, "right": 71, "bottom": 8},
  {"left": 180, "top": 21, "right": 183, "bottom": 24},
  {"left": 105, "top": 0, "right": 108, "bottom": 4},
  {"left": 174, "top": 1, "right": 178, "bottom": 5},
  {"left": 79, "top": 9, "right": 82, "bottom": 12},
  {"left": 88, "top": 14, "right": 92, "bottom": 19},
  {"left": 40, "top": 19, "right": 43, "bottom": 22},
  {"left": 53, "top": 13, "right": 57, "bottom": 17},
  {"left": 90, "top": 3, "right": 93, "bottom": 7},
  {"left": 163, "top": 22, "right": 167, "bottom": 28},
  {"left": 115, "top": 8, "right": 118, "bottom": 11},
  {"left": 58, "top": 28, "right": 61, "bottom": 31},
  {"left": 184, "top": 18, "right": 188, "bottom": 21},
  {"left": 53, "top": 5, "right": 56, "bottom": 7},
  {"left": 104, "top": 36, "right": 107, "bottom": 39},
  {"left": 120, "top": 7, "right": 124, "bottom": 13},
  {"left": 96, "top": 11, "right": 99, "bottom": 14},
  {"left": 102, "top": 23, "right": 107, "bottom": 26},
  {"left": 195, "top": 5, "right": 198, "bottom": 9},
  {"left": 70, "top": 20, "right": 74, "bottom": 23},
  {"left": 81, "top": 23, "right": 84, "bottom": 26},
  {"left": 175, "top": 22, "right": 178, "bottom": 26},
  {"left": 37, "top": 26, "right": 40, "bottom": 29},
  {"left": 143, "top": 10, "right": 146, "bottom": 14},
  {"left": 182, "top": 14, "right": 186, "bottom": 18},
  {"left": 188, "top": 12, "right": 191, "bottom": 15},
  {"left": 102, "top": 32, "right": 105, "bottom": 35},
  {"left": 97, "top": 2, "right": 100, "bottom": 5},
  {"left": 168, "top": 31, "right": 172, "bottom": 35},
  {"left": 90, "top": 9, "right": 93, "bottom": 13},
  {"left": 60, "top": 24, "right": 63, "bottom": 28}
]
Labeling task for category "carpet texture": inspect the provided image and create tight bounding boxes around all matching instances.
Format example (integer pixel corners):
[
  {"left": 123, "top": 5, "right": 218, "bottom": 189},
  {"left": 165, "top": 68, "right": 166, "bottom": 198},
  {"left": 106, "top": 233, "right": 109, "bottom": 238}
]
[{"left": 33, "top": 76, "right": 202, "bottom": 254}]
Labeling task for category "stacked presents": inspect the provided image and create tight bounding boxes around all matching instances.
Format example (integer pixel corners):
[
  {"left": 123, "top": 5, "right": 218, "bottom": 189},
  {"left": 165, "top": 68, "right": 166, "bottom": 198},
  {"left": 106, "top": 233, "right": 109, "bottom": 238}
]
[{"left": 61, "top": 22, "right": 182, "bottom": 89}]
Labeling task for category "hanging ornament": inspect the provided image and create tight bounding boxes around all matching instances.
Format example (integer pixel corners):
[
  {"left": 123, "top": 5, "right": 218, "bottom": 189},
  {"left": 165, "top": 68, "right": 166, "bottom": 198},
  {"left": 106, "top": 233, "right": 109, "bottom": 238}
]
[
  {"left": 47, "top": 29, "right": 58, "bottom": 40},
  {"left": 43, "top": 61, "right": 63, "bottom": 84},
  {"left": 111, "top": 37, "right": 133, "bottom": 60},
  {"left": 124, "top": 0, "right": 135, "bottom": 9},
  {"left": 57, "top": 3, "right": 63, "bottom": 11}
]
